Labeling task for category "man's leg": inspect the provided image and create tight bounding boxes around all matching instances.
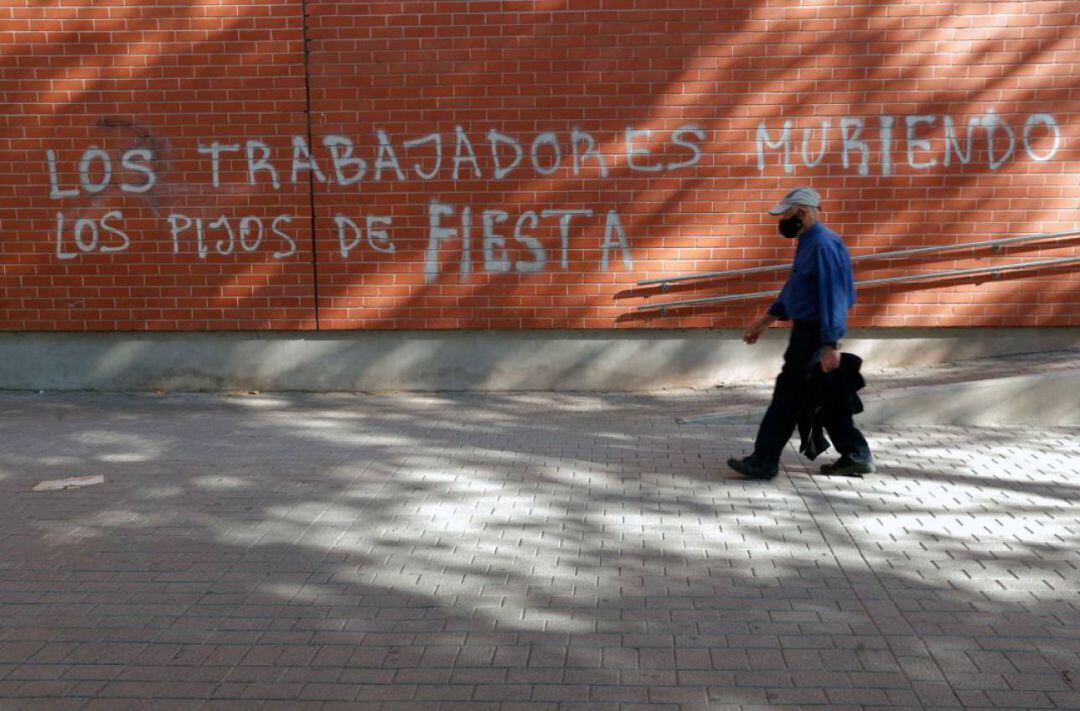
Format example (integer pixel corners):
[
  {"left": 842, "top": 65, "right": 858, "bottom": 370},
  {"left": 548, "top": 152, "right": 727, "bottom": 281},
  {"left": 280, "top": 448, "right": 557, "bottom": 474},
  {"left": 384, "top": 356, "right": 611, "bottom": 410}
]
[
  {"left": 750, "top": 321, "right": 820, "bottom": 468},
  {"left": 821, "top": 404, "right": 873, "bottom": 465}
]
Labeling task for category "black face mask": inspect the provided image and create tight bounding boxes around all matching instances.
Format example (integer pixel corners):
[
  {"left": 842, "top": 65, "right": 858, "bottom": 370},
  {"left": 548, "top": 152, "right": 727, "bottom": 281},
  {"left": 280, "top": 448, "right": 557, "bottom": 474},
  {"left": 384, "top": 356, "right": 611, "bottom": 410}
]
[{"left": 778, "top": 213, "right": 803, "bottom": 238}]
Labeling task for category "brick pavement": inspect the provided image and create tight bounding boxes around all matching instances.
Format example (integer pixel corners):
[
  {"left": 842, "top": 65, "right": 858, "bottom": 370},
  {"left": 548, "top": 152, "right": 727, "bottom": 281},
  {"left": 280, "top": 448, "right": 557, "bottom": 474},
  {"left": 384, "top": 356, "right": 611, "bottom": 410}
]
[{"left": 0, "top": 391, "right": 1077, "bottom": 710}]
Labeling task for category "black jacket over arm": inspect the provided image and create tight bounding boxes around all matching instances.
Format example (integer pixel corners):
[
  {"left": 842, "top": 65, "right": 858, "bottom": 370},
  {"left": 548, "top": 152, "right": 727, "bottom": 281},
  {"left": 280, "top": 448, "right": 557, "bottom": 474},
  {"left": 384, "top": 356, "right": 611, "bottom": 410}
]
[{"left": 797, "top": 352, "right": 865, "bottom": 460}]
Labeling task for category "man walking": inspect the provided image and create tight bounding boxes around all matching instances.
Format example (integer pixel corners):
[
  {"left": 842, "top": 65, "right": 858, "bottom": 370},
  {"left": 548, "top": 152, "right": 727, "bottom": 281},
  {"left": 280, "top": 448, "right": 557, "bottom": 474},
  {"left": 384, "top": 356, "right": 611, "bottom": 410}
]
[{"left": 727, "top": 187, "right": 874, "bottom": 480}]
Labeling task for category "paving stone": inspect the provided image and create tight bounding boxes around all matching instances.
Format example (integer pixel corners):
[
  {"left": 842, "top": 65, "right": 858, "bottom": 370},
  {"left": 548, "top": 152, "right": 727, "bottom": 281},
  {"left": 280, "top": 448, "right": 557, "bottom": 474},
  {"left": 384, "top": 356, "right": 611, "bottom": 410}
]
[{"left": 0, "top": 392, "right": 1077, "bottom": 708}]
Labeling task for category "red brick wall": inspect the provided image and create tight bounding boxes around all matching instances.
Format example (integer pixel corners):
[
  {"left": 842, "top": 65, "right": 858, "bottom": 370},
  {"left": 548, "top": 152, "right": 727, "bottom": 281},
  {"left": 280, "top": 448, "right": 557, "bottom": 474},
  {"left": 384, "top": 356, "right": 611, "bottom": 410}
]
[{"left": 2, "top": 0, "right": 1077, "bottom": 331}]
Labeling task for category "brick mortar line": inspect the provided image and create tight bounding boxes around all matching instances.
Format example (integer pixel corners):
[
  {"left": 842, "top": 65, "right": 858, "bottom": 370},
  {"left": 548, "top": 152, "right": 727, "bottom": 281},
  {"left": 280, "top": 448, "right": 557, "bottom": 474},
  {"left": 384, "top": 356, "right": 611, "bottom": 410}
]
[{"left": 299, "top": 0, "right": 321, "bottom": 330}]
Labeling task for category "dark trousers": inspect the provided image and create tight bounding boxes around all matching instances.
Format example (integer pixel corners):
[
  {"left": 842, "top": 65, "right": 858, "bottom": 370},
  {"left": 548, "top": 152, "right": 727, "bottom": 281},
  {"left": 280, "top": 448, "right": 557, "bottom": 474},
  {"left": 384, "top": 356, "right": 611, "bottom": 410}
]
[{"left": 752, "top": 321, "right": 872, "bottom": 467}]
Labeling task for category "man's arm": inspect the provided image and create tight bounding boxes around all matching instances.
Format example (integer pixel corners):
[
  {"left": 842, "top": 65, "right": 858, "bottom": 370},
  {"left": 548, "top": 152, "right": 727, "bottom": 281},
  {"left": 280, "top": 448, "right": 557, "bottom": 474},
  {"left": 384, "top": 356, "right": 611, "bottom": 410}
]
[
  {"left": 743, "top": 313, "right": 779, "bottom": 344},
  {"left": 816, "top": 251, "right": 848, "bottom": 344},
  {"left": 816, "top": 246, "right": 851, "bottom": 371}
]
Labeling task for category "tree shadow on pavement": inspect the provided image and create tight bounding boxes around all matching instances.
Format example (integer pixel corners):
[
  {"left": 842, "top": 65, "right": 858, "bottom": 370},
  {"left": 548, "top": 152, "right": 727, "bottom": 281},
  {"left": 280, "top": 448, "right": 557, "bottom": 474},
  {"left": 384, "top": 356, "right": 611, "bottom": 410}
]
[{"left": 0, "top": 393, "right": 1078, "bottom": 708}]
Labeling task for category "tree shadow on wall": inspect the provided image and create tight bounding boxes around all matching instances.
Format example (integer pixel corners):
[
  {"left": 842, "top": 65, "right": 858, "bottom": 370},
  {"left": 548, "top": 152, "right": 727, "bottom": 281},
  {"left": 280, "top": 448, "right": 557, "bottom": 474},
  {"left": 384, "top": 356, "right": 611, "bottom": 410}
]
[
  {"left": 302, "top": 0, "right": 1079, "bottom": 330},
  {"left": 3, "top": 0, "right": 1079, "bottom": 378}
]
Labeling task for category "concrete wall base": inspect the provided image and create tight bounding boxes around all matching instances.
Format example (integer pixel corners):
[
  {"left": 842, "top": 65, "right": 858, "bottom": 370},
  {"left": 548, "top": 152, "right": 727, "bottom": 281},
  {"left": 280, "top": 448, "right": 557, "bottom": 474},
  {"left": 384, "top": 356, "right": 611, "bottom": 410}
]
[{"left": 1, "top": 328, "right": 1077, "bottom": 392}]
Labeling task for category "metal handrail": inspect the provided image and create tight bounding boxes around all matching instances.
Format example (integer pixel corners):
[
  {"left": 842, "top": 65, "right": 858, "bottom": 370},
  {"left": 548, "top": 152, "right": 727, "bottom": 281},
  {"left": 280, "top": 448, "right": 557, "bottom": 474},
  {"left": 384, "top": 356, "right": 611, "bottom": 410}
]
[
  {"left": 637, "top": 228, "right": 1080, "bottom": 290},
  {"left": 635, "top": 256, "right": 1080, "bottom": 314}
]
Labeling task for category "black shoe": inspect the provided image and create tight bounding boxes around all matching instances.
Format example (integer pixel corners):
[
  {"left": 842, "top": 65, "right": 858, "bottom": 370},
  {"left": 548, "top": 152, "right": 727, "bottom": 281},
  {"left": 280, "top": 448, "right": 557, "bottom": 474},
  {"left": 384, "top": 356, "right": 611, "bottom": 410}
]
[
  {"left": 819, "top": 455, "right": 875, "bottom": 477},
  {"left": 727, "top": 456, "right": 778, "bottom": 480}
]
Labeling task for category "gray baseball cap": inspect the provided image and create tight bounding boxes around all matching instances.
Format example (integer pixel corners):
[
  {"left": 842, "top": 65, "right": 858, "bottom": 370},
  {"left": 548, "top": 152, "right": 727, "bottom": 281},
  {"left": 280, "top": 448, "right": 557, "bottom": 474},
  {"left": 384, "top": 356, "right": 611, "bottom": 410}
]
[{"left": 767, "top": 187, "right": 821, "bottom": 215}]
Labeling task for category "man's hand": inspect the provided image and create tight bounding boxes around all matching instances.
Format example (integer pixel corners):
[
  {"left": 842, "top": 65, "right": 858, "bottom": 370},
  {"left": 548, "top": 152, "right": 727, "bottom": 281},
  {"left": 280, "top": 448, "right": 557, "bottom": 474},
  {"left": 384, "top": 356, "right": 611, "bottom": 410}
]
[
  {"left": 742, "top": 315, "right": 776, "bottom": 344},
  {"left": 820, "top": 345, "right": 840, "bottom": 372}
]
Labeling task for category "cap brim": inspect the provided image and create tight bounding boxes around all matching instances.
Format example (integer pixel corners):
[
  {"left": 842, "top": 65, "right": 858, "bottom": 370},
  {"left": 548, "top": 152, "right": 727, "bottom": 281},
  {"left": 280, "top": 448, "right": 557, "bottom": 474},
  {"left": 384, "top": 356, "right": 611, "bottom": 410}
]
[{"left": 767, "top": 203, "right": 789, "bottom": 215}]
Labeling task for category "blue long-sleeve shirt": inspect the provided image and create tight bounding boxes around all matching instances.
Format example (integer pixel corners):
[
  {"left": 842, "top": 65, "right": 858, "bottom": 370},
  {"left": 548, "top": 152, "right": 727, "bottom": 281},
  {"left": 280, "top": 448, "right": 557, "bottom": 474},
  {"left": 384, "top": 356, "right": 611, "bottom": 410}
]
[{"left": 767, "top": 222, "right": 855, "bottom": 344}]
